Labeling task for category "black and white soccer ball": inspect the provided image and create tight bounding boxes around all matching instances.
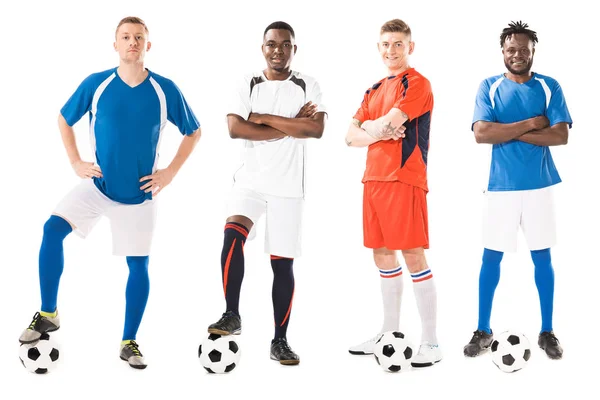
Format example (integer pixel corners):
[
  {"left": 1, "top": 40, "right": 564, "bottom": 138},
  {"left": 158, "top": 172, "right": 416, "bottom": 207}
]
[
  {"left": 19, "top": 333, "right": 60, "bottom": 374},
  {"left": 373, "top": 331, "right": 414, "bottom": 372},
  {"left": 198, "top": 333, "right": 241, "bottom": 374},
  {"left": 490, "top": 331, "right": 531, "bottom": 373}
]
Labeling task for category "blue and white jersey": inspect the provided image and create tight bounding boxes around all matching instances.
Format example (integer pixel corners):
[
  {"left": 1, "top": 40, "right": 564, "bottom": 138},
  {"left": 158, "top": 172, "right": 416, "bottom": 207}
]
[
  {"left": 472, "top": 72, "right": 572, "bottom": 191},
  {"left": 61, "top": 67, "right": 200, "bottom": 204}
]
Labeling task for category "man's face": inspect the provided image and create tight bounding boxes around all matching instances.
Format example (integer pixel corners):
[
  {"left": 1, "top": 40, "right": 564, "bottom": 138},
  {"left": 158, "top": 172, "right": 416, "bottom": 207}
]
[
  {"left": 378, "top": 32, "right": 413, "bottom": 72},
  {"left": 262, "top": 29, "right": 296, "bottom": 72},
  {"left": 114, "top": 23, "right": 151, "bottom": 63},
  {"left": 502, "top": 33, "right": 534, "bottom": 76}
]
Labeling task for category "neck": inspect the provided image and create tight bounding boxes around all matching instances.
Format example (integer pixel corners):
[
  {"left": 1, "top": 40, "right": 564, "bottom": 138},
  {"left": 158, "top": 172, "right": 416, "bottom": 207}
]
[
  {"left": 117, "top": 62, "right": 148, "bottom": 85},
  {"left": 264, "top": 67, "right": 291, "bottom": 81},
  {"left": 505, "top": 71, "right": 533, "bottom": 84},
  {"left": 387, "top": 64, "right": 411, "bottom": 77}
]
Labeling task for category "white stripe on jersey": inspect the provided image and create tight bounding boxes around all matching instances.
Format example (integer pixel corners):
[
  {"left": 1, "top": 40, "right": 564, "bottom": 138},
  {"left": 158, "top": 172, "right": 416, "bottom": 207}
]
[
  {"left": 488, "top": 76, "right": 504, "bottom": 109},
  {"left": 90, "top": 73, "right": 116, "bottom": 160},
  {"left": 534, "top": 77, "right": 552, "bottom": 109},
  {"left": 149, "top": 77, "right": 168, "bottom": 173}
]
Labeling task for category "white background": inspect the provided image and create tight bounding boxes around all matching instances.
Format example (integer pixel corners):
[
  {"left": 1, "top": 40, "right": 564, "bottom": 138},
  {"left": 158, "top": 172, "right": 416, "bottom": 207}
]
[{"left": 0, "top": 0, "right": 596, "bottom": 398}]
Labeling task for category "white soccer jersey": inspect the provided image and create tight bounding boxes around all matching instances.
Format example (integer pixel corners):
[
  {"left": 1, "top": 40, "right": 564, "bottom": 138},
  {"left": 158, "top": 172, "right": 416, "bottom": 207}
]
[{"left": 228, "top": 71, "right": 326, "bottom": 198}]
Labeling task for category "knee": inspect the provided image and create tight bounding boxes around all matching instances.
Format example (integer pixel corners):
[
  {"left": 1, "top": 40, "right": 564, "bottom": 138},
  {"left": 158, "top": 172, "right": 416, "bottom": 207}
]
[
  {"left": 373, "top": 253, "right": 398, "bottom": 270},
  {"left": 126, "top": 256, "right": 149, "bottom": 273},
  {"left": 43, "top": 215, "right": 73, "bottom": 239},
  {"left": 531, "top": 248, "right": 551, "bottom": 266},
  {"left": 482, "top": 248, "right": 504, "bottom": 265}
]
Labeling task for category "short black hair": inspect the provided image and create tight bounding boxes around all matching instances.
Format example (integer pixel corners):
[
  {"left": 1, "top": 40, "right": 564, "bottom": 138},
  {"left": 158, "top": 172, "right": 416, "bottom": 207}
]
[
  {"left": 500, "top": 21, "right": 538, "bottom": 48},
  {"left": 264, "top": 21, "right": 295, "bottom": 39}
]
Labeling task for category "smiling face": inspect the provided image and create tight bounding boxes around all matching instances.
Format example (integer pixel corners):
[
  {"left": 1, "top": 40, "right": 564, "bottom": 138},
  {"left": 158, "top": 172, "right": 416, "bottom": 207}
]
[
  {"left": 378, "top": 31, "right": 414, "bottom": 75},
  {"left": 114, "top": 23, "right": 151, "bottom": 64},
  {"left": 262, "top": 29, "right": 296, "bottom": 74},
  {"left": 502, "top": 33, "right": 534, "bottom": 76}
]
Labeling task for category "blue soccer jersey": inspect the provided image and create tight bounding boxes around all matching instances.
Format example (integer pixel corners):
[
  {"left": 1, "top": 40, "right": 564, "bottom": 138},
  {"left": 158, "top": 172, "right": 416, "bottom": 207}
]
[
  {"left": 472, "top": 72, "right": 572, "bottom": 191},
  {"left": 61, "top": 67, "right": 200, "bottom": 204}
]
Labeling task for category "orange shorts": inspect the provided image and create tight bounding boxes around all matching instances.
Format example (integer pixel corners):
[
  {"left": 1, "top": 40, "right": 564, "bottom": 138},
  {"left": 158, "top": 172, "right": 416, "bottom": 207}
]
[{"left": 363, "top": 181, "right": 429, "bottom": 250}]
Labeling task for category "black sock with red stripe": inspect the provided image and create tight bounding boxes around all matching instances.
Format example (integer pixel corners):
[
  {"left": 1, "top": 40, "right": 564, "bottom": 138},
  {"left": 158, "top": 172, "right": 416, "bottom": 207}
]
[
  {"left": 221, "top": 222, "right": 249, "bottom": 315},
  {"left": 271, "top": 255, "right": 295, "bottom": 340}
]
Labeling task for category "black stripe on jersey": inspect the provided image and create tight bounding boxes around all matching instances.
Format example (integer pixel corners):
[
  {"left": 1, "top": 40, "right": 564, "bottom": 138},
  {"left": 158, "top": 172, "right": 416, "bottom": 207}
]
[
  {"left": 290, "top": 75, "right": 306, "bottom": 93},
  {"left": 401, "top": 111, "right": 431, "bottom": 167},
  {"left": 401, "top": 73, "right": 409, "bottom": 99},
  {"left": 372, "top": 82, "right": 382, "bottom": 91},
  {"left": 250, "top": 76, "right": 265, "bottom": 95}
]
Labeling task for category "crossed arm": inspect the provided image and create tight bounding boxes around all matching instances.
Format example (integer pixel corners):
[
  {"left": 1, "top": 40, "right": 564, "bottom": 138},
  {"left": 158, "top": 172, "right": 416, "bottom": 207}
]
[
  {"left": 473, "top": 116, "right": 568, "bottom": 146},
  {"left": 227, "top": 101, "right": 326, "bottom": 141},
  {"left": 345, "top": 108, "right": 408, "bottom": 147}
]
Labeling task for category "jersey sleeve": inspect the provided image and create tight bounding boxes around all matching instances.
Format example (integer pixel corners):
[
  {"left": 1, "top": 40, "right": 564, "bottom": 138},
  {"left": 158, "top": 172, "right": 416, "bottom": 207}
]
[
  {"left": 353, "top": 90, "right": 370, "bottom": 123},
  {"left": 546, "top": 80, "right": 573, "bottom": 128},
  {"left": 392, "top": 74, "right": 433, "bottom": 120},
  {"left": 471, "top": 79, "right": 496, "bottom": 129},
  {"left": 227, "top": 76, "right": 252, "bottom": 120},
  {"left": 163, "top": 81, "right": 200, "bottom": 135},
  {"left": 306, "top": 79, "right": 327, "bottom": 114},
  {"left": 60, "top": 74, "right": 97, "bottom": 126}
]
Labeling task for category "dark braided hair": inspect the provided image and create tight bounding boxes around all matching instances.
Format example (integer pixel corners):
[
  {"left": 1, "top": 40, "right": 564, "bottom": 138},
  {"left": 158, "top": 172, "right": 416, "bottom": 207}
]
[{"left": 500, "top": 21, "right": 538, "bottom": 48}]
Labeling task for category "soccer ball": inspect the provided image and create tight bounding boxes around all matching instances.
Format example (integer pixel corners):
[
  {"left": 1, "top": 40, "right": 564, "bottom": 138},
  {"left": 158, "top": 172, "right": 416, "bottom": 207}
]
[
  {"left": 373, "top": 331, "right": 414, "bottom": 372},
  {"left": 19, "top": 333, "right": 60, "bottom": 374},
  {"left": 198, "top": 333, "right": 241, "bottom": 374},
  {"left": 490, "top": 331, "right": 531, "bottom": 373}
]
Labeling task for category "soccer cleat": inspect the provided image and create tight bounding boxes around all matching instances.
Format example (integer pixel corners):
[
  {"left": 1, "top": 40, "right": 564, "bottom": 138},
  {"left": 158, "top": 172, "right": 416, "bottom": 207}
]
[
  {"left": 19, "top": 312, "right": 60, "bottom": 344},
  {"left": 207, "top": 311, "right": 242, "bottom": 335},
  {"left": 348, "top": 333, "right": 383, "bottom": 355},
  {"left": 463, "top": 330, "right": 494, "bottom": 357},
  {"left": 270, "top": 338, "right": 300, "bottom": 365},
  {"left": 411, "top": 342, "right": 442, "bottom": 367},
  {"left": 538, "top": 331, "right": 563, "bottom": 360},
  {"left": 120, "top": 340, "right": 147, "bottom": 369}
]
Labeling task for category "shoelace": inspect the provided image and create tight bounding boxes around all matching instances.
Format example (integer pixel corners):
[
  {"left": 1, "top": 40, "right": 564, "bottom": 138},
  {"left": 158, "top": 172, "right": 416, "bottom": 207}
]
[
  {"left": 543, "top": 333, "right": 559, "bottom": 346},
  {"left": 126, "top": 340, "right": 142, "bottom": 357},
  {"left": 28, "top": 312, "right": 42, "bottom": 330},
  {"left": 470, "top": 330, "right": 487, "bottom": 343},
  {"left": 273, "top": 339, "right": 294, "bottom": 354}
]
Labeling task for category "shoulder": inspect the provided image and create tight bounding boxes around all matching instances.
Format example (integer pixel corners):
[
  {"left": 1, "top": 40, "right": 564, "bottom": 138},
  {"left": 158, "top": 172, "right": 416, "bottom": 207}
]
[
  {"left": 80, "top": 68, "right": 117, "bottom": 88},
  {"left": 532, "top": 73, "right": 560, "bottom": 88},
  {"left": 292, "top": 71, "right": 318, "bottom": 85},
  {"left": 405, "top": 69, "right": 432, "bottom": 90},
  {"left": 147, "top": 70, "right": 178, "bottom": 89}
]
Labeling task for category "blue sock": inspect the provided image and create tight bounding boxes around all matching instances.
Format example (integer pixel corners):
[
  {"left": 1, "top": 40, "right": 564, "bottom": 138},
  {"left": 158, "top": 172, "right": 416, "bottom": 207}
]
[
  {"left": 123, "top": 256, "right": 150, "bottom": 341},
  {"left": 39, "top": 215, "right": 73, "bottom": 313},
  {"left": 531, "top": 248, "right": 554, "bottom": 333},
  {"left": 477, "top": 248, "right": 503, "bottom": 334}
]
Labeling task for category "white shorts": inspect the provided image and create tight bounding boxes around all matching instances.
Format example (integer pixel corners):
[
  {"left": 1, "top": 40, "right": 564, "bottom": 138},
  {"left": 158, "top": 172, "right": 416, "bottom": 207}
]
[
  {"left": 53, "top": 180, "right": 157, "bottom": 256},
  {"left": 482, "top": 186, "right": 556, "bottom": 252},
  {"left": 226, "top": 188, "right": 304, "bottom": 258}
]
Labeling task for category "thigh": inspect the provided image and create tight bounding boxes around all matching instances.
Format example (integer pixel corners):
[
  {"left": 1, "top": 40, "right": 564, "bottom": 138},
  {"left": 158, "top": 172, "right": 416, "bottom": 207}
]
[
  {"left": 108, "top": 199, "right": 157, "bottom": 257},
  {"left": 482, "top": 190, "right": 522, "bottom": 252},
  {"left": 265, "top": 196, "right": 304, "bottom": 258},
  {"left": 374, "top": 181, "right": 429, "bottom": 250},
  {"left": 226, "top": 188, "right": 267, "bottom": 241},
  {"left": 363, "top": 182, "right": 385, "bottom": 249},
  {"left": 53, "top": 179, "right": 112, "bottom": 237},
  {"left": 522, "top": 186, "right": 556, "bottom": 250}
]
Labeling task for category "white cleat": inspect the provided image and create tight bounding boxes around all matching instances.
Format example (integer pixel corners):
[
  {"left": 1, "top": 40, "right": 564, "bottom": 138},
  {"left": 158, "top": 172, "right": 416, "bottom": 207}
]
[
  {"left": 411, "top": 342, "right": 442, "bottom": 367},
  {"left": 348, "top": 333, "right": 383, "bottom": 355}
]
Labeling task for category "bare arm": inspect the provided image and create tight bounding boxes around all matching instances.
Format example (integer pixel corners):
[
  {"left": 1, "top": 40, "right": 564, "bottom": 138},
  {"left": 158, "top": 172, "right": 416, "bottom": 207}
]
[
  {"left": 58, "top": 114, "right": 102, "bottom": 178},
  {"left": 473, "top": 116, "right": 549, "bottom": 144},
  {"left": 517, "top": 122, "right": 569, "bottom": 146},
  {"left": 345, "top": 109, "right": 407, "bottom": 148},
  {"left": 250, "top": 112, "right": 326, "bottom": 139},
  {"left": 140, "top": 128, "right": 202, "bottom": 196},
  {"left": 227, "top": 114, "right": 286, "bottom": 141},
  {"left": 345, "top": 119, "right": 379, "bottom": 147}
]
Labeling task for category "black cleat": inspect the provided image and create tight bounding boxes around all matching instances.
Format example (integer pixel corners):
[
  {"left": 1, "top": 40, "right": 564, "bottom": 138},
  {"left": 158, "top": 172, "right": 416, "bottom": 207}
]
[
  {"left": 270, "top": 338, "right": 300, "bottom": 365},
  {"left": 538, "top": 331, "right": 563, "bottom": 360},
  {"left": 19, "top": 312, "right": 60, "bottom": 344},
  {"left": 207, "top": 311, "right": 241, "bottom": 335},
  {"left": 463, "top": 330, "right": 494, "bottom": 357}
]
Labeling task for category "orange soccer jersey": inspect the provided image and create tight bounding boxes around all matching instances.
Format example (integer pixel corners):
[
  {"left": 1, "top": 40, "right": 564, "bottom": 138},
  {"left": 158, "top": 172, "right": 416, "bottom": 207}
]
[{"left": 354, "top": 68, "right": 433, "bottom": 192}]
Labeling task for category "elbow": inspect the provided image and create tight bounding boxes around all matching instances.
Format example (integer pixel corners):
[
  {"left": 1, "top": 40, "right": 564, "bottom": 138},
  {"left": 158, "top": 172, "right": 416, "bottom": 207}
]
[
  {"left": 228, "top": 130, "right": 239, "bottom": 139},
  {"left": 561, "top": 133, "right": 568, "bottom": 145},
  {"left": 474, "top": 131, "right": 486, "bottom": 144}
]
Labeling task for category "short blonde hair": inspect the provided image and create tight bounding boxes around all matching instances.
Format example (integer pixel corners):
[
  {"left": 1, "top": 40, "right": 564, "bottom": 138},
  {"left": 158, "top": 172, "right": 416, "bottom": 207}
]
[
  {"left": 115, "top": 16, "right": 149, "bottom": 37},
  {"left": 380, "top": 19, "right": 411, "bottom": 37}
]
